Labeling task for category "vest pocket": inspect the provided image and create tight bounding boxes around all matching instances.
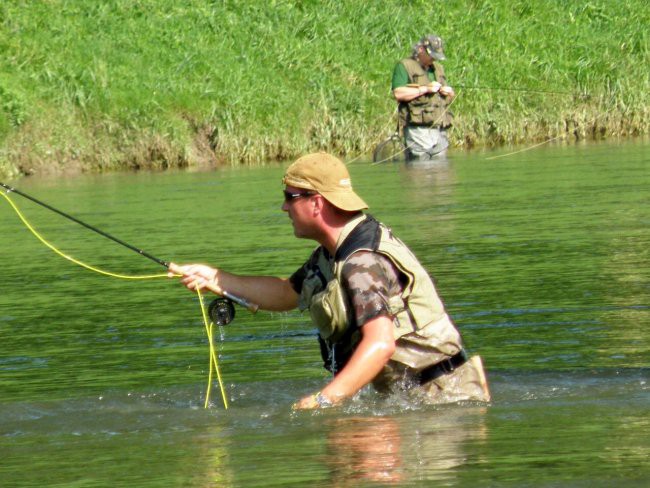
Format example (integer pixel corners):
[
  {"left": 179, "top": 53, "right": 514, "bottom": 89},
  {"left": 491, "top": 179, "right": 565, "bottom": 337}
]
[
  {"left": 408, "top": 104, "right": 437, "bottom": 126},
  {"left": 309, "top": 278, "right": 350, "bottom": 342}
]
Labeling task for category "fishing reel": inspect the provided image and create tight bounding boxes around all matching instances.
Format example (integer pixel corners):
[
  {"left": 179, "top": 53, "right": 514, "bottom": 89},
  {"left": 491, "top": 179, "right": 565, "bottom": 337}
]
[{"left": 208, "top": 297, "right": 236, "bottom": 326}]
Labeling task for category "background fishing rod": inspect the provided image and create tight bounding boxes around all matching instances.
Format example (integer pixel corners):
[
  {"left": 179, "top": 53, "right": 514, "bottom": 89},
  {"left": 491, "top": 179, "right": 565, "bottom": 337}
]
[
  {"left": 454, "top": 85, "right": 588, "bottom": 97},
  {"left": 405, "top": 83, "right": 585, "bottom": 97},
  {"left": 1, "top": 181, "right": 257, "bottom": 322}
]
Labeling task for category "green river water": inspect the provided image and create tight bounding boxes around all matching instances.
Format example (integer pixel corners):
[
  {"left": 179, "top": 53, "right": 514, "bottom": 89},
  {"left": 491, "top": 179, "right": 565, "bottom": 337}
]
[{"left": 1, "top": 140, "right": 648, "bottom": 487}]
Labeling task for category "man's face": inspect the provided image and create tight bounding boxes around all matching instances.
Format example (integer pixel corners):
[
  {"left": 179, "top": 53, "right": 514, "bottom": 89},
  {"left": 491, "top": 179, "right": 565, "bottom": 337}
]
[
  {"left": 417, "top": 47, "right": 434, "bottom": 67},
  {"left": 281, "top": 185, "right": 318, "bottom": 238}
]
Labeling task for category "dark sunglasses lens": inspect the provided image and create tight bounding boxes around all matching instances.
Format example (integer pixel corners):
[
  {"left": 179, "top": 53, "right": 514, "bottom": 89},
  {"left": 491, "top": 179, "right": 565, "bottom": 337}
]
[{"left": 284, "top": 191, "right": 312, "bottom": 202}]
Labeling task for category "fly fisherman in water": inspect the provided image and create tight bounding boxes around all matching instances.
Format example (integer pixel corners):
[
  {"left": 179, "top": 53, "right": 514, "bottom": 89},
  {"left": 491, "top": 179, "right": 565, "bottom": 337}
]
[
  {"left": 392, "top": 34, "right": 455, "bottom": 160},
  {"left": 169, "top": 153, "right": 490, "bottom": 409}
]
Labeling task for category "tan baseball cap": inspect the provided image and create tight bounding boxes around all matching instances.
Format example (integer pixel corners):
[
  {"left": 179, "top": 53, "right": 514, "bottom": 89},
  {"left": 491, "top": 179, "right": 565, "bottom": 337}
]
[{"left": 282, "top": 152, "right": 368, "bottom": 211}]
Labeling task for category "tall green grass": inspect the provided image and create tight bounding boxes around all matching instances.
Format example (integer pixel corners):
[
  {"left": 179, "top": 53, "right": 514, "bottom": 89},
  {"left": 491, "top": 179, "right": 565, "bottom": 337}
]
[{"left": 1, "top": 0, "right": 648, "bottom": 177}]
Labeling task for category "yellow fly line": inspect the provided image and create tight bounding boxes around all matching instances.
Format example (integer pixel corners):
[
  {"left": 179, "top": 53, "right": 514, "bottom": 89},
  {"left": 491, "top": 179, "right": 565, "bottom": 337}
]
[
  {"left": 197, "top": 287, "right": 229, "bottom": 409},
  {"left": 484, "top": 135, "right": 565, "bottom": 160},
  {"left": 1, "top": 190, "right": 228, "bottom": 409},
  {"left": 482, "top": 92, "right": 614, "bottom": 161}
]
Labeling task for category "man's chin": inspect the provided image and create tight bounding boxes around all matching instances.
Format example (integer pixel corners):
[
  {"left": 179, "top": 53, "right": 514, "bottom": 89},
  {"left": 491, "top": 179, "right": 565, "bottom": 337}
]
[{"left": 292, "top": 227, "right": 311, "bottom": 240}]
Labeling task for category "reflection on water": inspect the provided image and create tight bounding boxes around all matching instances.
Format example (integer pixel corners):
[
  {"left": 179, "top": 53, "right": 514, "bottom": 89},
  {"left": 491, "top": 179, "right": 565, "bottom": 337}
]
[
  {"left": 326, "top": 416, "right": 405, "bottom": 485},
  {"left": 1, "top": 140, "right": 649, "bottom": 486},
  {"left": 325, "top": 406, "right": 488, "bottom": 486}
]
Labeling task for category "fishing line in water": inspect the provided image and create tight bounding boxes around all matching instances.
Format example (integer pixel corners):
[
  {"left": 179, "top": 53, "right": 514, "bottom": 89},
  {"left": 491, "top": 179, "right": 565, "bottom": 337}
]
[
  {"left": 484, "top": 135, "right": 565, "bottom": 160},
  {"left": 484, "top": 96, "right": 613, "bottom": 161},
  {"left": 197, "top": 287, "right": 229, "bottom": 409},
  {"left": 1, "top": 189, "right": 229, "bottom": 410}
]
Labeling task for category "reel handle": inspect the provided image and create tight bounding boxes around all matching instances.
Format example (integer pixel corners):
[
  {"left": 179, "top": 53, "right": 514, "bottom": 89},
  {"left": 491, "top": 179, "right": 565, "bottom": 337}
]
[
  {"left": 221, "top": 290, "right": 259, "bottom": 314},
  {"left": 203, "top": 282, "right": 259, "bottom": 313}
]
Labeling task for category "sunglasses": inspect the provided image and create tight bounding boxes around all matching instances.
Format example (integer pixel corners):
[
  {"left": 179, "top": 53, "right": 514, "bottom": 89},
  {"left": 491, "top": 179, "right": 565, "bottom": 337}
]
[{"left": 283, "top": 190, "right": 316, "bottom": 203}]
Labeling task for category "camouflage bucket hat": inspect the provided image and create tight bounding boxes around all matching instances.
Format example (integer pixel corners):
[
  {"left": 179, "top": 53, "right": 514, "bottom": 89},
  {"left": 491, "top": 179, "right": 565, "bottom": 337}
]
[
  {"left": 421, "top": 34, "right": 445, "bottom": 61},
  {"left": 282, "top": 152, "right": 368, "bottom": 211}
]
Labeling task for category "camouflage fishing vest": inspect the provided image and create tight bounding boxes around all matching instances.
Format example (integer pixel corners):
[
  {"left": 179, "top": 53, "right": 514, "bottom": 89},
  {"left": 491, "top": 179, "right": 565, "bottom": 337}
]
[
  {"left": 298, "top": 214, "right": 462, "bottom": 373},
  {"left": 398, "top": 57, "right": 454, "bottom": 129}
]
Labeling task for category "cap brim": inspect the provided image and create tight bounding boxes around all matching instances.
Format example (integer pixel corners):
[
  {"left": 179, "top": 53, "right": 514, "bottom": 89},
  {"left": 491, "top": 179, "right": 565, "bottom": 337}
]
[
  {"left": 319, "top": 189, "right": 368, "bottom": 211},
  {"left": 427, "top": 48, "right": 446, "bottom": 61}
]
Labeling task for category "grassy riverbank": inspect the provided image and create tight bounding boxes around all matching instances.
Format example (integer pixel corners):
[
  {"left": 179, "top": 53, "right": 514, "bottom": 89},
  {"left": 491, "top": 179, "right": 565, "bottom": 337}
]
[{"left": 1, "top": 0, "right": 648, "bottom": 177}]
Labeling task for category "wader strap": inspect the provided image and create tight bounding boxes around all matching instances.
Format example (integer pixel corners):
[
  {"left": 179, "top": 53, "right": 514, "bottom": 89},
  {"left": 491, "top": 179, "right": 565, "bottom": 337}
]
[{"left": 416, "top": 349, "right": 468, "bottom": 385}]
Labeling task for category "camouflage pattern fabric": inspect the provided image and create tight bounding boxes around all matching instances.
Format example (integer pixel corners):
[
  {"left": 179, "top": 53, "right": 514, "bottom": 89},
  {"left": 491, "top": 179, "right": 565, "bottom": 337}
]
[{"left": 341, "top": 250, "right": 403, "bottom": 327}]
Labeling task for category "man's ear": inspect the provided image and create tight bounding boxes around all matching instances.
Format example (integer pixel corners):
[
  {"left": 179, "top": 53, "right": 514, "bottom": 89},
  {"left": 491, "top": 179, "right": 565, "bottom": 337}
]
[{"left": 312, "top": 194, "right": 325, "bottom": 215}]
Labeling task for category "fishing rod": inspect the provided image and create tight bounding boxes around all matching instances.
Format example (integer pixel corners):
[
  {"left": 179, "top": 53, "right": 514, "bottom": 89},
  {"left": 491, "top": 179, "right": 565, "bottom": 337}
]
[
  {"left": 406, "top": 83, "right": 584, "bottom": 96},
  {"left": 2, "top": 182, "right": 168, "bottom": 267},
  {"left": 454, "top": 85, "right": 585, "bottom": 96},
  {"left": 1, "top": 181, "right": 257, "bottom": 322}
]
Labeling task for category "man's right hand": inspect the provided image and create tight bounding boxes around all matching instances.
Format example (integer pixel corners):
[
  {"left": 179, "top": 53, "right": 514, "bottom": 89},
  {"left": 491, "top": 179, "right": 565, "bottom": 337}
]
[
  {"left": 429, "top": 81, "right": 442, "bottom": 93},
  {"left": 439, "top": 85, "right": 455, "bottom": 97},
  {"left": 168, "top": 262, "right": 220, "bottom": 292}
]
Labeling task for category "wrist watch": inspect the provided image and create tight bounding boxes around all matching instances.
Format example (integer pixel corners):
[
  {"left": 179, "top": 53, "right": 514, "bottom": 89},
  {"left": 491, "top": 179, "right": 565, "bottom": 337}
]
[{"left": 315, "top": 392, "right": 333, "bottom": 408}]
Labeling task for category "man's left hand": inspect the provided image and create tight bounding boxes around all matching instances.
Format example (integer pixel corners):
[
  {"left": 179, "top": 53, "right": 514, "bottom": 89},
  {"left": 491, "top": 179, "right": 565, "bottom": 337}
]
[
  {"left": 439, "top": 85, "right": 455, "bottom": 97},
  {"left": 292, "top": 391, "right": 332, "bottom": 410},
  {"left": 292, "top": 394, "right": 319, "bottom": 410}
]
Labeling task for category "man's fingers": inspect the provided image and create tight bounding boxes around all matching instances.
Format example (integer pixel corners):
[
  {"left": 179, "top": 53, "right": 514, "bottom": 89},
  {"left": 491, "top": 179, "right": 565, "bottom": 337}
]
[{"left": 168, "top": 262, "right": 183, "bottom": 276}]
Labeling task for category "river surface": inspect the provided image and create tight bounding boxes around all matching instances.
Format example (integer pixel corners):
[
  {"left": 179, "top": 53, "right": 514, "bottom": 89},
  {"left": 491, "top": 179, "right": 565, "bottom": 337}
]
[{"left": 1, "top": 140, "right": 648, "bottom": 487}]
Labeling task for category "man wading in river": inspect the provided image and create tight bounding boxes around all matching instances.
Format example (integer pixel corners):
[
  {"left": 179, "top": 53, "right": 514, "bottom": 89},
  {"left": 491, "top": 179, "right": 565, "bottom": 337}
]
[
  {"left": 392, "top": 34, "right": 455, "bottom": 160},
  {"left": 169, "top": 153, "right": 490, "bottom": 409}
]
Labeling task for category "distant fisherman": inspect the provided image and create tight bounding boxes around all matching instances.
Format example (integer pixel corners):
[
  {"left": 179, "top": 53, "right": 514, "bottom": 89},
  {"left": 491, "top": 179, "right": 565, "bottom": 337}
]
[
  {"left": 170, "top": 153, "right": 489, "bottom": 409},
  {"left": 392, "top": 34, "right": 455, "bottom": 160}
]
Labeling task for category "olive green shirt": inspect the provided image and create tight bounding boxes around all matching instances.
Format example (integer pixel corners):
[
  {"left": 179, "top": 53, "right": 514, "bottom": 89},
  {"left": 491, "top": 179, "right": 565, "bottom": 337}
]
[{"left": 391, "top": 62, "right": 435, "bottom": 90}]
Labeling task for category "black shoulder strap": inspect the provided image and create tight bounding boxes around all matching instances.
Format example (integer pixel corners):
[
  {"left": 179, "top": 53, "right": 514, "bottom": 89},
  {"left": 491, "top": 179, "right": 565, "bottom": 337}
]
[{"left": 335, "top": 214, "right": 382, "bottom": 262}]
